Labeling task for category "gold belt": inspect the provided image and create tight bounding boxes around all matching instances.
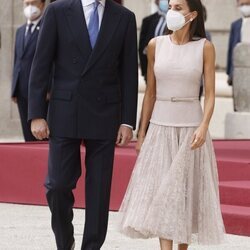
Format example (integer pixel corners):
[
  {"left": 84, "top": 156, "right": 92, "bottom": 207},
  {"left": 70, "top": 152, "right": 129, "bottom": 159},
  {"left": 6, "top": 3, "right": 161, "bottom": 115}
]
[{"left": 156, "top": 96, "right": 199, "bottom": 102}]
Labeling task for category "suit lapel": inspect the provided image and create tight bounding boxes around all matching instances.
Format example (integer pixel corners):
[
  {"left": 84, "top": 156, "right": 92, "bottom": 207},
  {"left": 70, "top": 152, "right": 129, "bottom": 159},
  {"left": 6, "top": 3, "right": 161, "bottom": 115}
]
[
  {"left": 22, "top": 21, "right": 41, "bottom": 56},
  {"left": 64, "top": 0, "right": 92, "bottom": 59},
  {"left": 28, "top": 22, "right": 40, "bottom": 45},
  {"left": 151, "top": 13, "right": 161, "bottom": 36},
  {"left": 81, "top": 0, "right": 121, "bottom": 76}
]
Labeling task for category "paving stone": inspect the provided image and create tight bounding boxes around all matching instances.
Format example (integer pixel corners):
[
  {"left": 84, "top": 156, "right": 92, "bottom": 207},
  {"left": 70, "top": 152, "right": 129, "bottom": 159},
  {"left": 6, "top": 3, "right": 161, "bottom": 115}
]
[{"left": 0, "top": 203, "right": 250, "bottom": 250}]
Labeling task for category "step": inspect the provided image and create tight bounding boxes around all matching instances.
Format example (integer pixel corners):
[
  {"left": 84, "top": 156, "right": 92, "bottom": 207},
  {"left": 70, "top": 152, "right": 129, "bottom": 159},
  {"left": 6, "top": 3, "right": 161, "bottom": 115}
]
[
  {"left": 213, "top": 140, "right": 250, "bottom": 152},
  {"left": 217, "top": 159, "right": 250, "bottom": 181},
  {"left": 220, "top": 181, "right": 250, "bottom": 206},
  {"left": 216, "top": 149, "right": 250, "bottom": 160},
  {"left": 221, "top": 204, "right": 250, "bottom": 237}
]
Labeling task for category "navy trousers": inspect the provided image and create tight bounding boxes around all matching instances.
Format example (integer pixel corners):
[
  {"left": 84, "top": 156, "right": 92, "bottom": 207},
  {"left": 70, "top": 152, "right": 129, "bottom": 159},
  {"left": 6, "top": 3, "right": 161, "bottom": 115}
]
[{"left": 45, "top": 136, "right": 116, "bottom": 250}]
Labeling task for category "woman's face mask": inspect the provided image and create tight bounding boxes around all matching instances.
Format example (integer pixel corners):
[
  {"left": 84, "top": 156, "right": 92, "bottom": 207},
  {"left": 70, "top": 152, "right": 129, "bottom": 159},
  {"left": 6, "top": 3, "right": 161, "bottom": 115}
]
[{"left": 166, "top": 10, "right": 193, "bottom": 31}]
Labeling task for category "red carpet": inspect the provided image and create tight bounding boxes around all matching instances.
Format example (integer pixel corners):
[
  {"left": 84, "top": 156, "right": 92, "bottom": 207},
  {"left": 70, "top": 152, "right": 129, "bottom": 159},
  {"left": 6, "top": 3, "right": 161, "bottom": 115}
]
[
  {"left": 0, "top": 140, "right": 250, "bottom": 236},
  {"left": 213, "top": 140, "right": 250, "bottom": 236},
  {"left": 0, "top": 142, "right": 137, "bottom": 210}
]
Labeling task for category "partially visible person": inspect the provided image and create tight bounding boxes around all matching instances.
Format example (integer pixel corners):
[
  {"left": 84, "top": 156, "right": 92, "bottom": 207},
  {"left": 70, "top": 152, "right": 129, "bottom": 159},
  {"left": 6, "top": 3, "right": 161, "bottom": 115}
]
[
  {"left": 139, "top": 0, "right": 169, "bottom": 82},
  {"left": 11, "top": 0, "right": 48, "bottom": 141},
  {"left": 227, "top": 0, "right": 250, "bottom": 86},
  {"left": 28, "top": 0, "right": 138, "bottom": 249}
]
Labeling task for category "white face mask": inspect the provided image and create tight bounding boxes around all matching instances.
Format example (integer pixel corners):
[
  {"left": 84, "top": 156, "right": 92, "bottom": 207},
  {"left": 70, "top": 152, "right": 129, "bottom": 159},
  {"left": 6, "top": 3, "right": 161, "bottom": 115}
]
[
  {"left": 24, "top": 5, "right": 41, "bottom": 21},
  {"left": 239, "top": 5, "right": 250, "bottom": 17},
  {"left": 166, "top": 10, "right": 192, "bottom": 31}
]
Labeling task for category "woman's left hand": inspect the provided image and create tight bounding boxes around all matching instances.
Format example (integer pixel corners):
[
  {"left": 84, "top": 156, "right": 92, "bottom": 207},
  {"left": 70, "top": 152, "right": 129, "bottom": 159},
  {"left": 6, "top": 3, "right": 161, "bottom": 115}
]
[{"left": 191, "top": 124, "right": 208, "bottom": 150}]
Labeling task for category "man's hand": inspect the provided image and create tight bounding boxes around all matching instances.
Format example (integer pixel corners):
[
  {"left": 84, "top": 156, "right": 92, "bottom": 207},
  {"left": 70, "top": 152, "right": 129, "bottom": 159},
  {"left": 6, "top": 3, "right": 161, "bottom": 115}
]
[
  {"left": 31, "top": 119, "right": 50, "bottom": 140},
  {"left": 46, "top": 92, "right": 51, "bottom": 101},
  {"left": 227, "top": 76, "right": 233, "bottom": 86},
  {"left": 116, "top": 125, "right": 133, "bottom": 147}
]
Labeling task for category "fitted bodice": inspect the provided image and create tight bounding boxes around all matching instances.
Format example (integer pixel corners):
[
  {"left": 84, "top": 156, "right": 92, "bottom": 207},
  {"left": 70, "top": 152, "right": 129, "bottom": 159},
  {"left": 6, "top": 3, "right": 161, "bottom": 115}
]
[{"left": 150, "top": 35, "right": 206, "bottom": 127}]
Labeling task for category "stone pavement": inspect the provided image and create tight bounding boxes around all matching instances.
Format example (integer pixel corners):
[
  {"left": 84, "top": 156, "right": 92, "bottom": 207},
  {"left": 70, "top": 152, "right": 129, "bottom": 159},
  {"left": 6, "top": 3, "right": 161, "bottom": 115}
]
[{"left": 1, "top": 203, "right": 250, "bottom": 250}]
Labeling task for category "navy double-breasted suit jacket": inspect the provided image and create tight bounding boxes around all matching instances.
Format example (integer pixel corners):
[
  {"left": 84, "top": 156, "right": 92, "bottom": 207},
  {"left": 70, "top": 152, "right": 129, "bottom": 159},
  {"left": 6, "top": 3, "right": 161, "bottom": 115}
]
[{"left": 28, "top": 0, "right": 138, "bottom": 140}]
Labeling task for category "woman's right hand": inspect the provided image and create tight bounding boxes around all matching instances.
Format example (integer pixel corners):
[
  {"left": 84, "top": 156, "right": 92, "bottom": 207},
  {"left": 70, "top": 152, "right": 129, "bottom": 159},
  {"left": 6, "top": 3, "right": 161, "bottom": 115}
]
[{"left": 135, "top": 136, "right": 145, "bottom": 154}]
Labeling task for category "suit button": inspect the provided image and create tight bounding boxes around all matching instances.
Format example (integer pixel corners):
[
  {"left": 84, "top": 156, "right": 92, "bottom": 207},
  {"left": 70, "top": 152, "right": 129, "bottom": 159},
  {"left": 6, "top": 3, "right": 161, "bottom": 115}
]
[
  {"left": 73, "top": 58, "right": 78, "bottom": 64},
  {"left": 97, "top": 97, "right": 101, "bottom": 102}
]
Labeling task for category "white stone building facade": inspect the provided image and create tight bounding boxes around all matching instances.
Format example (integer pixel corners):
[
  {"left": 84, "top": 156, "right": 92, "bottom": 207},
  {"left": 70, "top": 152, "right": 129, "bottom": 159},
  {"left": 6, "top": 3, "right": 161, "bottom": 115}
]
[{"left": 0, "top": 0, "right": 241, "bottom": 139}]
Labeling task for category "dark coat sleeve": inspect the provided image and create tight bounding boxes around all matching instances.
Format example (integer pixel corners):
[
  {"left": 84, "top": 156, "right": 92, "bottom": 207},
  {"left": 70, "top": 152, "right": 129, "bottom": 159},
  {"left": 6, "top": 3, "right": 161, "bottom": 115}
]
[
  {"left": 226, "top": 22, "right": 235, "bottom": 78},
  {"left": 11, "top": 27, "right": 25, "bottom": 97},
  {"left": 28, "top": 4, "right": 57, "bottom": 120},
  {"left": 226, "top": 19, "right": 242, "bottom": 79},
  {"left": 119, "top": 12, "right": 138, "bottom": 129},
  {"left": 11, "top": 29, "right": 19, "bottom": 97}
]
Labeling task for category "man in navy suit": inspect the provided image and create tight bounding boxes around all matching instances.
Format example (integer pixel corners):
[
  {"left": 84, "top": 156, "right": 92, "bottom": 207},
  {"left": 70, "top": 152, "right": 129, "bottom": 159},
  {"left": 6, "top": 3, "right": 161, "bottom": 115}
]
[
  {"left": 11, "top": 0, "right": 48, "bottom": 141},
  {"left": 139, "top": 0, "right": 168, "bottom": 82},
  {"left": 28, "top": 0, "right": 138, "bottom": 249},
  {"left": 227, "top": 0, "right": 250, "bottom": 86}
]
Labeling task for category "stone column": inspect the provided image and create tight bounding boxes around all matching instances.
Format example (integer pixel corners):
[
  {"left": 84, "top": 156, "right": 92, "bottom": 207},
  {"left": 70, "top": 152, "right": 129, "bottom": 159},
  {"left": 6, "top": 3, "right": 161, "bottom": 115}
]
[
  {"left": 123, "top": 0, "right": 152, "bottom": 44},
  {"left": 123, "top": 0, "right": 152, "bottom": 28},
  {"left": 233, "top": 44, "right": 250, "bottom": 112},
  {"left": 225, "top": 43, "right": 250, "bottom": 139}
]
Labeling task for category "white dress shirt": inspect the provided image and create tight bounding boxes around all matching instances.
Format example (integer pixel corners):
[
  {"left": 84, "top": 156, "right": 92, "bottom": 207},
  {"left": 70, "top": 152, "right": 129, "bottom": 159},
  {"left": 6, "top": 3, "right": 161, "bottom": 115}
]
[
  {"left": 81, "top": 0, "right": 133, "bottom": 130},
  {"left": 26, "top": 16, "right": 42, "bottom": 35},
  {"left": 81, "top": 0, "right": 106, "bottom": 29},
  {"left": 241, "top": 17, "right": 250, "bottom": 43}
]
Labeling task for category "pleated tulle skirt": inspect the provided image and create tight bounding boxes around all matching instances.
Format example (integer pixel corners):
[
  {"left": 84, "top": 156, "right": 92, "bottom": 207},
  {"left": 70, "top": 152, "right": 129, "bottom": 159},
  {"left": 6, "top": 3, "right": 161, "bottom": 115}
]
[{"left": 119, "top": 123, "right": 225, "bottom": 245}]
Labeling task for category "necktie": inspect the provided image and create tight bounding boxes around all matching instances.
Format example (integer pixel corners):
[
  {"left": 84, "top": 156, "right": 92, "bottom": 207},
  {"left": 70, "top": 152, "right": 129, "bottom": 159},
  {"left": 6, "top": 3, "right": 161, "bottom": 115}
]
[
  {"left": 24, "top": 23, "right": 34, "bottom": 48},
  {"left": 155, "top": 16, "right": 167, "bottom": 37},
  {"left": 88, "top": 1, "right": 100, "bottom": 48}
]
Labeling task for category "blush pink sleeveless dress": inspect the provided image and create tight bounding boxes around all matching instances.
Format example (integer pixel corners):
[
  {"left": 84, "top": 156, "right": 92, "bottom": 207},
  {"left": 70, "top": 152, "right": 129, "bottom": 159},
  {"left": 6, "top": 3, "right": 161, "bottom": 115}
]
[{"left": 119, "top": 35, "right": 225, "bottom": 245}]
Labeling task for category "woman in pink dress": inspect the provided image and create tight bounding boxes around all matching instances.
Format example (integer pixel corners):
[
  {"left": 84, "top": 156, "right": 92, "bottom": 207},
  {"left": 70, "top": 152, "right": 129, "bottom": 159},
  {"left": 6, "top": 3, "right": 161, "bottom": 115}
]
[{"left": 119, "top": 0, "right": 225, "bottom": 249}]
